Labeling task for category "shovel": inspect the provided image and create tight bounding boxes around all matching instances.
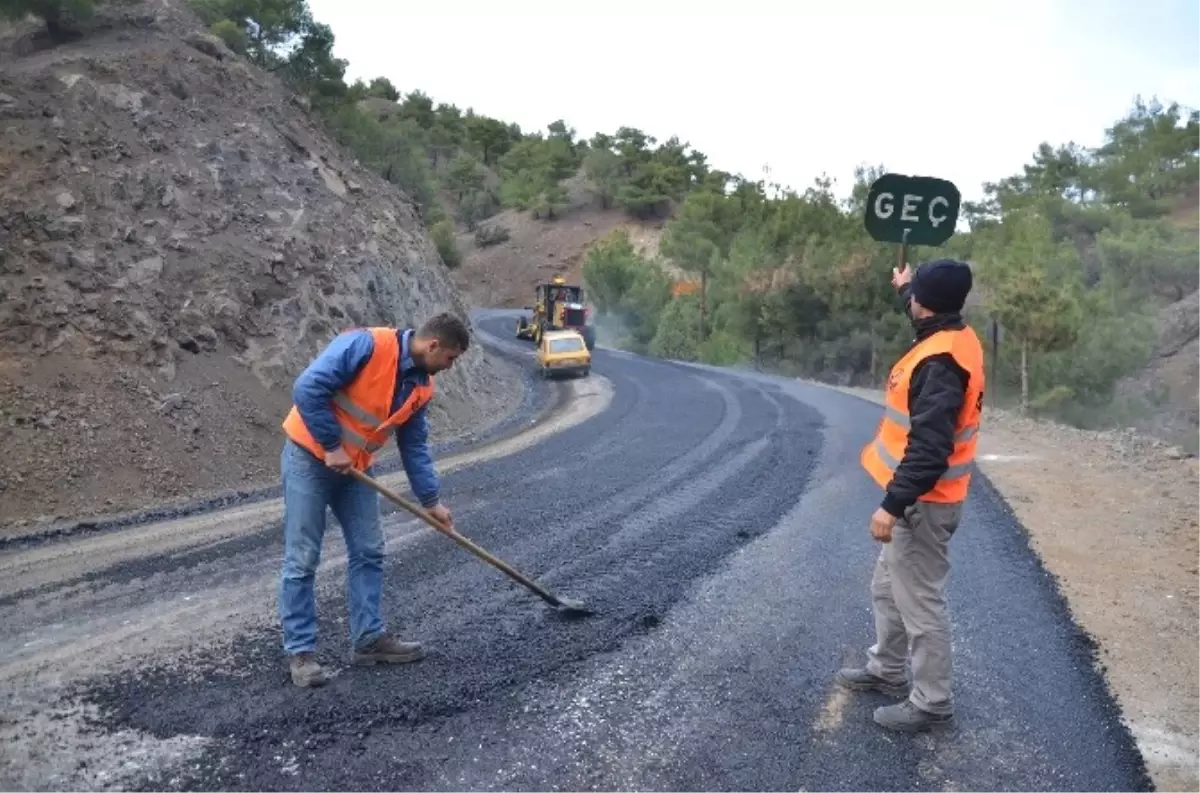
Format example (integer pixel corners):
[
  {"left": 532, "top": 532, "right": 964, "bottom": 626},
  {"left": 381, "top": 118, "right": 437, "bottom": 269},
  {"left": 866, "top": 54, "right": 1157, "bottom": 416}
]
[{"left": 347, "top": 467, "right": 594, "bottom": 618}]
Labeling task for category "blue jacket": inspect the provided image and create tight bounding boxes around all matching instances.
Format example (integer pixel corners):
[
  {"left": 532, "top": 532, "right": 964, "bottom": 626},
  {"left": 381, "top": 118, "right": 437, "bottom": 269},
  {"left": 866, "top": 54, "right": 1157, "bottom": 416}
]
[{"left": 292, "top": 328, "right": 440, "bottom": 507}]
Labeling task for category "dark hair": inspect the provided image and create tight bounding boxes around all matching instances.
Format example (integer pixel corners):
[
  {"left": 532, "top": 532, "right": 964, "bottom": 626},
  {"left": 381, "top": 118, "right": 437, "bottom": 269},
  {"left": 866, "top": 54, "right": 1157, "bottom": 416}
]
[{"left": 417, "top": 312, "right": 471, "bottom": 351}]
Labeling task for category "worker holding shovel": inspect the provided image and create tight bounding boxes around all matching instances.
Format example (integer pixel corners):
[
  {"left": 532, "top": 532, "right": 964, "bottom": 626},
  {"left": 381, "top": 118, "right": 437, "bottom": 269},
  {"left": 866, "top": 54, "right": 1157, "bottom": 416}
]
[{"left": 277, "top": 313, "right": 469, "bottom": 688}]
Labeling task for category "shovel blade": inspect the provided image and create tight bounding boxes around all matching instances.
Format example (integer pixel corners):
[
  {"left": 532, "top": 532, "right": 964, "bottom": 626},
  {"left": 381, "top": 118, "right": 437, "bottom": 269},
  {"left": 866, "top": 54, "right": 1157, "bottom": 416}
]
[{"left": 551, "top": 597, "right": 594, "bottom": 618}]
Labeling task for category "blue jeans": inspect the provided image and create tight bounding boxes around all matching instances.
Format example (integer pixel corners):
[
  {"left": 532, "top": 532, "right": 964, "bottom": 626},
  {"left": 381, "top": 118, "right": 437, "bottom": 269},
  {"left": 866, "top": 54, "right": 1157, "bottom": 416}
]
[{"left": 278, "top": 439, "right": 385, "bottom": 655}]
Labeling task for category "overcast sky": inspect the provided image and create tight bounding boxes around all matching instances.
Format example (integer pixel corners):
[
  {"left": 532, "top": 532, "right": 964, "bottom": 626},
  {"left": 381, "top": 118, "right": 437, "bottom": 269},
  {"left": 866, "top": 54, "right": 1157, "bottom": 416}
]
[{"left": 306, "top": 0, "right": 1198, "bottom": 202}]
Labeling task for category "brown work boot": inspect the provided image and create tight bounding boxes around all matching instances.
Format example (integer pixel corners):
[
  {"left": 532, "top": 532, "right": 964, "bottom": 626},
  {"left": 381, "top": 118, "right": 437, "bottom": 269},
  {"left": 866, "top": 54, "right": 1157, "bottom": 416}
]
[
  {"left": 289, "top": 652, "right": 329, "bottom": 688},
  {"left": 835, "top": 667, "right": 910, "bottom": 698},
  {"left": 351, "top": 634, "right": 425, "bottom": 666}
]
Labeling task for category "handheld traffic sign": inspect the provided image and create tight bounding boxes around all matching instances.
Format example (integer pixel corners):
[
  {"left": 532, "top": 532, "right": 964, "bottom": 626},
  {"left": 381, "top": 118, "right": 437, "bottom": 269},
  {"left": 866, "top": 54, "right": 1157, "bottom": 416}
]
[{"left": 864, "top": 173, "right": 961, "bottom": 248}]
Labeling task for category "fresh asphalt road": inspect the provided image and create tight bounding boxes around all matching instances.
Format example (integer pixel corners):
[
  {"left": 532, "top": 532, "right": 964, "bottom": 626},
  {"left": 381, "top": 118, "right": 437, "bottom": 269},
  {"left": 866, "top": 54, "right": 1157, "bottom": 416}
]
[{"left": 8, "top": 311, "right": 1150, "bottom": 791}]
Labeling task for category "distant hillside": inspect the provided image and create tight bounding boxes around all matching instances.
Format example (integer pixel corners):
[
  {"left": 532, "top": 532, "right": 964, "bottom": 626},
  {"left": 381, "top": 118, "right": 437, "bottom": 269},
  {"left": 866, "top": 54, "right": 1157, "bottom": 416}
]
[{"left": 451, "top": 174, "right": 668, "bottom": 309}]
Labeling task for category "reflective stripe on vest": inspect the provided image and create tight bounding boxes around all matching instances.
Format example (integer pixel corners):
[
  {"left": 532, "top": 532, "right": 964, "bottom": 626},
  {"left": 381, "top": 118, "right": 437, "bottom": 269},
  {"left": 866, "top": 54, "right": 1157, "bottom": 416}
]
[
  {"left": 332, "top": 393, "right": 391, "bottom": 452},
  {"left": 859, "top": 326, "right": 985, "bottom": 504},
  {"left": 865, "top": 436, "right": 976, "bottom": 481},
  {"left": 281, "top": 327, "right": 435, "bottom": 471}
]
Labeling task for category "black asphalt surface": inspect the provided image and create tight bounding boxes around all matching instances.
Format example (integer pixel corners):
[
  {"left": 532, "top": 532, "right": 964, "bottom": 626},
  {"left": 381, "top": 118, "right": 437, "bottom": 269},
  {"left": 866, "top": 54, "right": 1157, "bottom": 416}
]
[{"left": 68, "top": 311, "right": 1150, "bottom": 791}]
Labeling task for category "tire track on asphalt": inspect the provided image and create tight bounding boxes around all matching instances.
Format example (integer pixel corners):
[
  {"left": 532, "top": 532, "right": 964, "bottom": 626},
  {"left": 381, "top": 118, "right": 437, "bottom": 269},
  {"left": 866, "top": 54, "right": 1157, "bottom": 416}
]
[{"left": 482, "top": 363, "right": 747, "bottom": 579}]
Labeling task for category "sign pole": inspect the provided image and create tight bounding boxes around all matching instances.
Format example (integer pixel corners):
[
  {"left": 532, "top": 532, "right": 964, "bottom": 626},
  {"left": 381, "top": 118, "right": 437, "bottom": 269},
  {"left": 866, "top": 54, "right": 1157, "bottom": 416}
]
[{"left": 862, "top": 173, "right": 961, "bottom": 379}]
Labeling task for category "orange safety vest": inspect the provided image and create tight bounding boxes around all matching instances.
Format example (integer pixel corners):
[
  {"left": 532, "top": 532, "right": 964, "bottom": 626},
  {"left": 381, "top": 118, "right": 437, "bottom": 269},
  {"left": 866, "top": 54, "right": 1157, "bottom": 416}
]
[
  {"left": 860, "top": 326, "right": 985, "bottom": 504},
  {"left": 281, "top": 327, "right": 435, "bottom": 472}
]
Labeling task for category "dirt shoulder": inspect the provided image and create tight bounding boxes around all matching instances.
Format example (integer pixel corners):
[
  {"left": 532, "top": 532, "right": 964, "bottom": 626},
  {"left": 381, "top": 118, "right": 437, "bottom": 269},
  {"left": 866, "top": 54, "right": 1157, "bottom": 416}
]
[{"left": 822, "top": 381, "right": 1199, "bottom": 791}]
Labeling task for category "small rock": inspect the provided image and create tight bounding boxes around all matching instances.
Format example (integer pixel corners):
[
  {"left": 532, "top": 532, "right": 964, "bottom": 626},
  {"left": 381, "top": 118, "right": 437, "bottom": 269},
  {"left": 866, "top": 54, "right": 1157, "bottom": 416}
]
[
  {"left": 1164, "top": 445, "right": 1187, "bottom": 460},
  {"left": 47, "top": 215, "right": 85, "bottom": 240},
  {"left": 68, "top": 249, "right": 95, "bottom": 268},
  {"left": 158, "top": 393, "right": 183, "bottom": 413},
  {"left": 194, "top": 324, "right": 219, "bottom": 350},
  {"left": 129, "top": 255, "right": 163, "bottom": 284},
  {"left": 347, "top": 179, "right": 363, "bottom": 194},
  {"left": 56, "top": 192, "right": 77, "bottom": 210},
  {"left": 185, "top": 32, "right": 229, "bottom": 60},
  {"left": 0, "top": 92, "right": 15, "bottom": 104}
]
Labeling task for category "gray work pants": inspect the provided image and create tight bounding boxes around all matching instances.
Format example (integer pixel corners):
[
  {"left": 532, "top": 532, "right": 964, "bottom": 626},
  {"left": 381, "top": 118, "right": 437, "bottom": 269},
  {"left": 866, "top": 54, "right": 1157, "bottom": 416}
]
[{"left": 865, "top": 500, "right": 963, "bottom": 715}]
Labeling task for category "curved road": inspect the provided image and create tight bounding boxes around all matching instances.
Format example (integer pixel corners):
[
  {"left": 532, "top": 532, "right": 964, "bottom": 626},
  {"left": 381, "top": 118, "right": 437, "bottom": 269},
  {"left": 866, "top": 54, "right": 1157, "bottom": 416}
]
[{"left": 0, "top": 311, "right": 1151, "bottom": 791}]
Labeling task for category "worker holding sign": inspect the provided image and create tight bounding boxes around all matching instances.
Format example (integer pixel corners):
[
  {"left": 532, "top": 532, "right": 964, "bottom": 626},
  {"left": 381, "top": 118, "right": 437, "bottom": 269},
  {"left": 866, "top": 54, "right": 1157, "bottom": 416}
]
[{"left": 836, "top": 256, "right": 985, "bottom": 733}]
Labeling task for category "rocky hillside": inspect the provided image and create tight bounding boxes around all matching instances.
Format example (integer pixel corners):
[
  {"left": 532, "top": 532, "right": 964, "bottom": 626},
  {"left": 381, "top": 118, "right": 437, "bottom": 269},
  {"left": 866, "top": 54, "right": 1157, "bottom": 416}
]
[
  {"left": 0, "top": 2, "right": 519, "bottom": 529},
  {"left": 1117, "top": 290, "right": 1199, "bottom": 454}
]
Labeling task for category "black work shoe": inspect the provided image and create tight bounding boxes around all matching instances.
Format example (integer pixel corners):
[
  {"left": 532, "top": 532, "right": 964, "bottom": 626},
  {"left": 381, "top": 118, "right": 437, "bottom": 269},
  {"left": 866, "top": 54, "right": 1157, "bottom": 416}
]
[
  {"left": 289, "top": 652, "right": 329, "bottom": 688},
  {"left": 351, "top": 634, "right": 425, "bottom": 666},
  {"left": 835, "top": 667, "right": 910, "bottom": 698},
  {"left": 873, "top": 700, "right": 954, "bottom": 732}
]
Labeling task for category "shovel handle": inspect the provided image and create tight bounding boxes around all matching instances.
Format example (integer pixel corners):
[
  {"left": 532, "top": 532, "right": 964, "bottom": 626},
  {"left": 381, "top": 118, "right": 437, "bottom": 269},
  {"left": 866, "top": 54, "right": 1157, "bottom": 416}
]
[{"left": 346, "top": 467, "right": 566, "bottom": 608}]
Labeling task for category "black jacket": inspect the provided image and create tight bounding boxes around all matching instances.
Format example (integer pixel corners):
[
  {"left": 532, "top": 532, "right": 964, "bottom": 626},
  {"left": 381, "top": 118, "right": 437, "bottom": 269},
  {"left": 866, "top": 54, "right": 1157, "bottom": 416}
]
[{"left": 879, "top": 285, "right": 971, "bottom": 518}]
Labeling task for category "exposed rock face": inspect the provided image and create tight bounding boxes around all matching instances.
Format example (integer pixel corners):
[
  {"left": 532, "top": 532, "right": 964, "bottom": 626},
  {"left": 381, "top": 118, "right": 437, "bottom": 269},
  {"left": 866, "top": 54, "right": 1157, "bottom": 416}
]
[
  {"left": 0, "top": 3, "right": 518, "bottom": 526},
  {"left": 1117, "top": 291, "right": 1199, "bottom": 454}
]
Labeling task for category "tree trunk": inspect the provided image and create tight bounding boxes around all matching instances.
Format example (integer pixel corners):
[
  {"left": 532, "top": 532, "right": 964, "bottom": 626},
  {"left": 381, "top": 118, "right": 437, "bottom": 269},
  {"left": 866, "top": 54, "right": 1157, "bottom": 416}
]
[
  {"left": 699, "top": 269, "right": 708, "bottom": 341},
  {"left": 43, "top": 9, "right": 63, "bottom": 38},
  {"left": 869, "top": 327, "right": 877, "bottom": 384},
  {"left": 753, "top": 318, "right": 761, "bottom": 370},
  {"left": 989, "top": 319, "right": 1000, "bottom": 408},
  {"left": 1020, "top": 339, "right": 1030, "bottom": 415}
]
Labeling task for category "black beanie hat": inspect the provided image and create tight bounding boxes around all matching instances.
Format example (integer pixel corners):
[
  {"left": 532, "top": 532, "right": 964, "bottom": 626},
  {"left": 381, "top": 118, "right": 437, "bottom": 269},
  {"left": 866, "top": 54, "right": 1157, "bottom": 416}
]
[{"left": 910, "top": 258, "right": 973, "bottom": 314}]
